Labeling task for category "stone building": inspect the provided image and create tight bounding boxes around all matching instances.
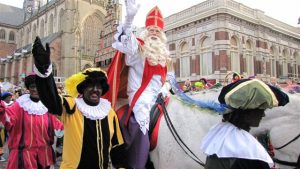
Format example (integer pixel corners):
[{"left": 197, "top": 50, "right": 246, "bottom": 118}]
[
  {"left": 165, "top": 0, "right": 300, "bottom": 83},
  {"left": 95, "top": 0, "right": 122, "bottom": 70},
  {"left": 94, "top": 0, "right": 300, "bottom": 83},
  {"left": 0, "top": 0, "right": 121, "bottom": 85}
]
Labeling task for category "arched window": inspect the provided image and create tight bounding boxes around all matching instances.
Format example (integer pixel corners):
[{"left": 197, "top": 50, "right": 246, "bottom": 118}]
[
  {"left": 180, "top": 42, "right": 190, "bottom": 77},
  {"left": 32, "top": 24, "right": 37, "bottom": 42},
  {"left": 291, "top": 52, "right": 298, "bottom": 78},
  {"left": 230, "top": 36, "right": 239, "bottom": 73},
  {"left": 20, "top": 29, "right": 24, "bottom": 46},
  {"left": 25, "top": 28, "right": 30, "bottom": 45},
  {"left": 9, "top": 31, "right": 15, "bottom": 41},
  {"left": 269, "top": 46, "right": 278, "bottom": 77},
  {"left": 245, "top": 40, "right": 254, "bottom": 75},
  {"left": 58, "top": 8, "right": 64, "bottom": 31},
  {"left": 200, "top": 37, "right": 212, "bottom": 76},
  {"left": 0, "top": 29, "right": 5, "bottom": 40},
  {"left": 283, "top": 49, "right": 289, "bottom": 76},
  {"left": 40, "top": 19, "right": 45, "bottom": 38},
  {"left": 82, "top": 14, "right": 103, "bottom": 57},
  {"left": 48, "top": 14, "right": 53, "bottom": 34},
  {"left": 83, "top": 64, "right": 92, "bottom": 70}
]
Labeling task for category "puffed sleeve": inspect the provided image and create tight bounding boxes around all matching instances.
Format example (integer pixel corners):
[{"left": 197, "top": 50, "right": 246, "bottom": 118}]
[{"left": 112, "top": 24, "right": 143, "bottom": 66}]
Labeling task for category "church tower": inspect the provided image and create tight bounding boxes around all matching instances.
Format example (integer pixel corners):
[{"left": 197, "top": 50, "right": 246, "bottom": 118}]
[
  {"left": 95, "top": 0, "right": 122, "bottom": 68},
  {"left": 23, "top": 0, "right": 40, "bottom": 21}
]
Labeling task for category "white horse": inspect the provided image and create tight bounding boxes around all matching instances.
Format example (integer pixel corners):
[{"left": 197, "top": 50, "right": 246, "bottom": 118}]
[
  {"left": 252, "top": 93, "right": 300, "bottom": 169},
  {"left": 150, "top": 89, "right": 300, "bottom": 169},
  {"left": 150, "top": 89, "right": 221, "bottom": 169}
]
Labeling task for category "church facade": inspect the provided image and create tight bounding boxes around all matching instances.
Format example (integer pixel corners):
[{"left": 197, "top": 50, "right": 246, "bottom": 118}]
[
  {"left": 1, "top": 0, "right": 300, "bottom": 85},
  {"left": 0, "top": 0, "right": 121, "bottom": 85}
]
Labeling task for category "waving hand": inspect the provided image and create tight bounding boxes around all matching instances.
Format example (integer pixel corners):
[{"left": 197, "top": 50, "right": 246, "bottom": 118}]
[
  {"left": 124, "top": 0, "right": 140, "bottom": 29},
  {"left": 125, "top": 0, "right": 140, "bottom": 18},
  {"left": 32, "top": 36, "right": 51, "bottom": 74}
]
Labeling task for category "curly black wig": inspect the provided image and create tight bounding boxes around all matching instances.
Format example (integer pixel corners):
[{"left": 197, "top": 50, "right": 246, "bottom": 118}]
[
  {"left": 76, "top": 70, "right": 109, "bottom": 96},
  {"left": 24, "top": 74, "right": 36, "bottom": 89}
]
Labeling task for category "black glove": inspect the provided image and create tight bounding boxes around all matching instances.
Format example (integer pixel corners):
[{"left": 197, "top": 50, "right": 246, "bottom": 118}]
[{"left": 32, "top": 36, "right": 51, "bottom": 74}]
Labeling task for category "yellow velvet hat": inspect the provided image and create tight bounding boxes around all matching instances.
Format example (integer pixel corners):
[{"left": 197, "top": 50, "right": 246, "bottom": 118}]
[{"left": 64, "top": 68, "right": 107, "bottom": 97}]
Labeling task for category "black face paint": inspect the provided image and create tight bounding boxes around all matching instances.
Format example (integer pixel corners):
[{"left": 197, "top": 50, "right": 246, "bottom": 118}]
[
  {"left": 29, "top": 83, "right": 39, "bottom": 101},
  {"left": 82, "top": 83, "right": 103, "bottom": 106}
]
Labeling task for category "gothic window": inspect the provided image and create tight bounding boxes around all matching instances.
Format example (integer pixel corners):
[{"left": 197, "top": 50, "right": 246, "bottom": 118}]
[
  {"left": 40, "top": 19, "right": 45, "bottom": 38},
  {"left": 32, "top": 24, "right": 37, "bottom": 42},
  {"left": 49, "top": 14, "right": 54, "bottom": 34},
  {"left": 58, "top": 8, "right": 64, "bottom": 31},
  {"left": 9, "top": 31, "right": 15, "bottom": 41},
  {"left": 20, "top": 29, "right": 24, "bottom": 46},
  {"left": 25, "top": 28, "right": 30, "bottom": 45},
  {"left": 0, "top": 29, "right": 5, "bottom": 40},
  {"left": 82, "top": 14, "right": 104, "bottom": 57}
]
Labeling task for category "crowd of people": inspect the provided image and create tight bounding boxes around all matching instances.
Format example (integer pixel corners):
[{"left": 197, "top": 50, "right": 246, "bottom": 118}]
[
  {"left": 0, "top": 0, "right": 298, "bottom": 169},
  {"left": 183, "top": 73, "right": 299, "bottom": 94}
]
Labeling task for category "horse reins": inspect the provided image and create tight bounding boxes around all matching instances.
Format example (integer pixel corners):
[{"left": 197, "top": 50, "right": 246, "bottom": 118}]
[
  {"left": 272, "top": 133, "right": 300, "bottom": 168},
  {"left": 274, "top": 133, "right": 300, "bottom": 150},
  {"left": 156, "top": 94, "right": 205, "bottom": 167}
]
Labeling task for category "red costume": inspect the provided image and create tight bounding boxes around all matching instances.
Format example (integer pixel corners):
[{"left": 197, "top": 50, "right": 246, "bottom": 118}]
[{"left": 0, "top": 94, "right": 63, "bottom": 169}]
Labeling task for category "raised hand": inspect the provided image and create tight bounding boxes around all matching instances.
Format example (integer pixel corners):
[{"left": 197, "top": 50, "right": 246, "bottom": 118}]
[
  {"left": 125, "top": 0, "right": 140, "bottom": 18},
  {"left": 124, "top": 0, "right": 140, "bottom": 29},
  {"left": 32, "top": 36, "right": 51, "bottom": 67}
]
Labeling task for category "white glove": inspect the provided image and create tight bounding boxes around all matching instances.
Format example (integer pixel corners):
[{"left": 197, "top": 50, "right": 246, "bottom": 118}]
[{"left": 124, "top": 0, "right": 140, "bottom": 30}]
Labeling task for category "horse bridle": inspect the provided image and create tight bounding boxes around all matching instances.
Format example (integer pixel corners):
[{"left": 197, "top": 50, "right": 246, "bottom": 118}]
[
  {"left": 156, "top": 94, "right": 206, "bottom": 167},
  {"left": 272, "top": 133, "right": 300, "bottom": 168}
]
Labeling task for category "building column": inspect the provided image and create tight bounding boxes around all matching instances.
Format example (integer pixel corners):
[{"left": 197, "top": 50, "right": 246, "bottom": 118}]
[
  {"left": 4, "top": 62, "right": 10, "bottom": 82},
  {"left": 11, "top": 58, "right": 17, "bottom": 84}
]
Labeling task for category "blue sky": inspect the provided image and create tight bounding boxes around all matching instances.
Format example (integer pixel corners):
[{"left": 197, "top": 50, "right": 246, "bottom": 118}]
[{"left": 1, "top": 0, "right": 299, "bottom": 27}]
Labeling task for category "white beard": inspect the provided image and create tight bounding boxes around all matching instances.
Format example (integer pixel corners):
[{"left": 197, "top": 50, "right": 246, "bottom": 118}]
[{"left": 140, "top": 31, "right": 170, "bottom": 66}]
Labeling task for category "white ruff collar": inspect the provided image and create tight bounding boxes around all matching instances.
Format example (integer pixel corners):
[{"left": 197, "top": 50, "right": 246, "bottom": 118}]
[
  {"left": 4, "top": 101, "right": 14, "bottom": 107},
  {"left": 201, "top": 122, "right": 274, "bottom": 167},
  {"left": 75, "top": 98, "right": 111, "bottom": 120},
  {"left": 16, "top": 94, "right": 48, "bottom": 115}
]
